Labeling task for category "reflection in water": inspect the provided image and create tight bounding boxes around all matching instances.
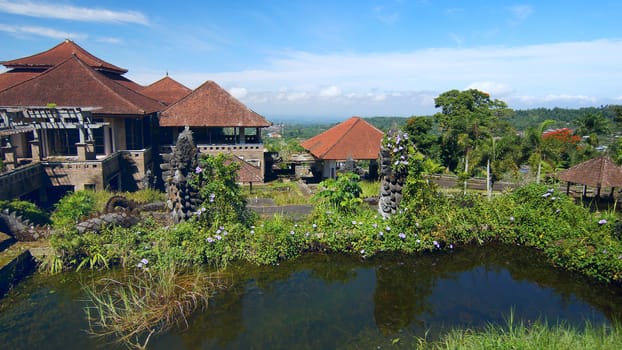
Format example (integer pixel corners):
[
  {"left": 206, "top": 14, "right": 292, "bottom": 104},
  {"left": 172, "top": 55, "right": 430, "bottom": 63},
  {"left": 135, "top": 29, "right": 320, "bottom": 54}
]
[{"left": 1, "top": 244, "right": 621, "bottom": 349}]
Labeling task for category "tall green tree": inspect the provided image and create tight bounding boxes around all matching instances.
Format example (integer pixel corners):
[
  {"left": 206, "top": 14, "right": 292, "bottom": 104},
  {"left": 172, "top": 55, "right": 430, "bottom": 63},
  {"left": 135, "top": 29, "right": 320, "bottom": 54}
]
[
  {"left": 574, "top": 111, "right": 610, "bottom": 147},
  {"left": 403, "top": 116, "right": 439, "bottom": 159},
  {"left": 521, "top": 120, "right": 555, "bottom": 183},
  {"left": 433, "top": 89, "right": 512, "bottom": 191}
]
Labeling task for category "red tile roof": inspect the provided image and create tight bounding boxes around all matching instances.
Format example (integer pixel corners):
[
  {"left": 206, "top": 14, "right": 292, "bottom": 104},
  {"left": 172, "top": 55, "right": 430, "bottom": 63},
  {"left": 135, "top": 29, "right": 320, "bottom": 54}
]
[
  {"left": 160, "top": 80, "right": 270, "bottom": 127},
  {"left": 227, "top": 155, "right": 264, "bottom": 183},
  {"left": 300, "top": 117, "right": 384, "bottom": 160},
  {"left": 0, "top": 69, "right": 39, "bottom": 91},
  {"left": 142, "top": 75, "right": 191, "bottom": 105},
  {"left": 557, "top": 156, "right": 622, "bottom": 188},
  {"left": 1, "top": 39, "right": 127, "bottom": 74},
  {"left": 0, "top": 55, "right": 164, "bottom": 115},
  {"left": 100, "top": 71, "right": 144, "bottom": 92}
]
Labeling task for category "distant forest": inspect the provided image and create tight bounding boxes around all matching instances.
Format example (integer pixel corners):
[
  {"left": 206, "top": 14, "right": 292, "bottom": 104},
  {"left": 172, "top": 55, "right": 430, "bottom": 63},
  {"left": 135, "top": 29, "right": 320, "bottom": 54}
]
[{"left": 279, "top": 105, "right": 622, "bottom": 140}]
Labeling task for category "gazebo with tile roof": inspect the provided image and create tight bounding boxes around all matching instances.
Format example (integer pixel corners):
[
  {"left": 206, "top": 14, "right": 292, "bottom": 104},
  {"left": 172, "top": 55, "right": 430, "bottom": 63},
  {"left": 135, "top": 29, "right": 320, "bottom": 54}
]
[
  {"left": 300, "top": 116, "right": 384, "bottom": 179},
  {"left": 556, "top": 156, "right": 622, "bottom": 198},
  {"left": 159, "top": 80, "right": 271, "bottom": 182}
]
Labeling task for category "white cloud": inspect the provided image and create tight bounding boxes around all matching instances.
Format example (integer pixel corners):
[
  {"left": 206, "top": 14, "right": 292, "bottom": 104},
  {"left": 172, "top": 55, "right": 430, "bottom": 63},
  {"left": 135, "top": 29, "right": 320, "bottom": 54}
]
[
  {"left": 0, "top": 23, "right": 86, "bottom": 40},
  {"left": 0, "top": 1, "right": 148, "bottom": 25},
  {"left": 543, "top": 94, "right": 597, "bottom": 103},
  {"left": 229, "top": 87, "right": 248, "bottom": 99},
  {"left": 96, "top": 37, "right": 122, "bottom": 44},
  {"left": 141, "top": 38, "right": 622, "bottom": 117},
  {"left": 319, "top": 85, "right": 342, "bottom": 98},
  {"left": 466, "top": 81, "right": 514, "bottom": 97}
]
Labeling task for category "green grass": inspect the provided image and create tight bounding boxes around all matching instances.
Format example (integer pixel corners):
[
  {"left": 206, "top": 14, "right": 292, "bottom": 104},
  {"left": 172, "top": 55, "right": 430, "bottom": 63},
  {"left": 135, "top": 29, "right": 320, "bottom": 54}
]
[
  {"left": 244, "top": 181, "right": 310, "bottom": 205},
  {"left": 360, "top": 180, "right": 380, "bottom": 198},
  {"left": 419, "top": 312, "right": 622, "bottom": 350}
]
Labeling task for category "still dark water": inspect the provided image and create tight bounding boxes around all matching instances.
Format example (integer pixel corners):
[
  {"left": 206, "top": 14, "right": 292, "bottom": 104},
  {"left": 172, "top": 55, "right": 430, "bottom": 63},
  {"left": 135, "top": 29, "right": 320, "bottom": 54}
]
[{"left": 1, "top": 244, "right": 622, "bottom": 349}]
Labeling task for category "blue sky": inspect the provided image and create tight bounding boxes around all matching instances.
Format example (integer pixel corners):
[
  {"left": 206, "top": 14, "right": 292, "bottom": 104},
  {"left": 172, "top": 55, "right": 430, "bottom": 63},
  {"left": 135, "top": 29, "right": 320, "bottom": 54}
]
[{"left": 1, "top": 0, "right": 621, "bottom": 120}]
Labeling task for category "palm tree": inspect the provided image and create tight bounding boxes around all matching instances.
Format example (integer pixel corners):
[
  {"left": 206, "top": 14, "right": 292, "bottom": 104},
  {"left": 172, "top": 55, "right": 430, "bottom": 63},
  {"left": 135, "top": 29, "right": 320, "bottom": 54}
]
[{"left": 523, "top": 120, "right": 555, "bottom": 183}]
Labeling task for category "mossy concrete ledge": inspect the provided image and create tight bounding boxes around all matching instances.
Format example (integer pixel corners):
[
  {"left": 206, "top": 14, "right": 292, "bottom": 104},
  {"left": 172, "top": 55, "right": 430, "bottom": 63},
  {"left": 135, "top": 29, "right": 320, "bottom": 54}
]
[{"left": 0, "top": 239, "right": 38, "bottom": 298}]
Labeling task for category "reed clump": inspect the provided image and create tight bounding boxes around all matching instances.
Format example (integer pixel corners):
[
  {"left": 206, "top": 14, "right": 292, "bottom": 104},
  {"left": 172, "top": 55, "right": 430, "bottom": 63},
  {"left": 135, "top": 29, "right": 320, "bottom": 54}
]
[{"left": 83, "top": 265, "right": 227, "bottom": 349}]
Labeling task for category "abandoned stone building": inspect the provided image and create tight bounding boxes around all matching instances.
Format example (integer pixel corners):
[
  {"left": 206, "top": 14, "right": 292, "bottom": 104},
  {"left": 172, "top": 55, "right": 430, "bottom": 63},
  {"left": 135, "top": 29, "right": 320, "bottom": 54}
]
[{"left": 0, "top": 40, "right": 271, "bottom": 204}]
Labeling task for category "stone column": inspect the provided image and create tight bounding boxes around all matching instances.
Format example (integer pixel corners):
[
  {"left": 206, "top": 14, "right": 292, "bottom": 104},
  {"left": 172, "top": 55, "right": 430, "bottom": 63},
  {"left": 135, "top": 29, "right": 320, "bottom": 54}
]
[
  {"left": 29, "top": 140, "right": 41, "bottom": 162},
  {"left": 239, "top": 127, "right": 246, "bottom": 144},
  {"left": 2, "top": 143, "right": 18, "bottom": 169},
  {"left": 76, "top": 141, "right": 95, "bottom": 161}
]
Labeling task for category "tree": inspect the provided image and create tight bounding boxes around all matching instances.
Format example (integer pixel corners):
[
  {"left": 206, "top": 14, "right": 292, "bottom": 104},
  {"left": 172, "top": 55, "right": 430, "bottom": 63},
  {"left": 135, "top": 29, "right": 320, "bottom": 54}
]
[
  {"left": 403, "top": 116, "right": 439, "bottom": 159},
  {"left": 433, "top": 89, "right": 512, "bottom": 192},
  {"left": 521, "top": 120, "right": 555, "bottom": 183},
  {"left": 574, "top": 112, "right": 610, "bottom": 147}
]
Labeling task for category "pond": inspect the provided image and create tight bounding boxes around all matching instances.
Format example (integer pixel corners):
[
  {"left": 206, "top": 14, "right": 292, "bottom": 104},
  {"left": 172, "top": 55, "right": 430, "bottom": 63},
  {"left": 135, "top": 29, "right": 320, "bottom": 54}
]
[{"left": 1, "top": 243, "right": 621, "bottom": 349}]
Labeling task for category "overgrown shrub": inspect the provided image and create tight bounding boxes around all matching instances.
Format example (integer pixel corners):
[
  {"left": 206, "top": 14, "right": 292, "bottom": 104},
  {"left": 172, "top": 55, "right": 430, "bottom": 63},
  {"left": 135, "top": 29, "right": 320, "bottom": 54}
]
[
  {"left": 0, "top": 199, "right": 50, "bottom": 225},
  {"left": 50, "top": 190, "right": 97, "bottom": 229}
]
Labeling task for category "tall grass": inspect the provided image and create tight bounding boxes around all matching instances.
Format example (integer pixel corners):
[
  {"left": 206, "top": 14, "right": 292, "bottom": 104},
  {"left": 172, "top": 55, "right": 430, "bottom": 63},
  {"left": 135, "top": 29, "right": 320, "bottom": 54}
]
[
  {"left": 360, "top": 180, "right": 380, "bottom": 198},
  {"left": 420, "top": 312, "right": 622, "bottom": 350},
  {"left": 83, "top": 265, "right": 228, "bottom": 349},
  {"left": 244, "top": 181, "right": 310, "bottom": 205}
]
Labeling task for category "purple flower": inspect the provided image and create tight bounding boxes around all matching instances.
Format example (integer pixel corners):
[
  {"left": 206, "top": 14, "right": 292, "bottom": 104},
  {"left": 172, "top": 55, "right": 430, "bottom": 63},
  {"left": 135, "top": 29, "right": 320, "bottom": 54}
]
[
  {"left": 378, "top": 232, "right": 384, "bottom": 237},
  {"left": 385, "top": 226, "right": 391, "bottom": 231},
  {"left": 195, "top": 166, "right": 202, "bottom": 174},
  {"left": 137, "top": 262, "right": 143, "bottom": 268},
  {"left": 215, "top": 235, "right": 222, "bottom": 240},
  {"left": 360, "top": 249, "right": 365, "bottom": 255},
  {"left": 449, "top": 244, "right": 454, "bottom": 249},
  {"left": 290, "top": 230, "right": 295, "bottom": 235},
  {"left": 207, "top": 237, "right": 214, "bottom": 243},
  {"left": 542, "top": 192, "right": 551, "bottom": 198},
  {"left": 352, "top": 220, "right": 357, "bottom": 225},
  {"left": 312, "top": 223, "right": 317, "bottom": 229},
  {"left": 398, "top": 232, "right": 406, "bottom": 239},
  {"left": 599, "top": 219, "right": 608, "bottom": 225},
  {"left": 433, "top": 240, "right": 440, "bottom": 248},
  {"left": 140, "top": 258, "right": 149, "bottom": 265},
  {"left": 372, "top": 223, "right": 378, "bottom": 228}
]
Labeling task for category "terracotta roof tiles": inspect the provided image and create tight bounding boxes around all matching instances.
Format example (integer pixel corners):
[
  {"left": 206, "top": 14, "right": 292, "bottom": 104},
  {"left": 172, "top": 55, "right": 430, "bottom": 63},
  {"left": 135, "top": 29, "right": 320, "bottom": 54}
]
[
  {"left": 0, "top": 55, "right": 164, "bottom": 115},
  {"left": 142, "top": 75, "right": 191, "bottom": 105},
  {"left": 1, "top": 39, "right": 127, "bottom": 74},
  {"left": 300, "top": 117, "right": 384, "bottom": 160},
  {"left": 0, "top": 69, "right": 39, "bottom": 91},
  {"left": 227, "top": 155, "right": 264, "bottom": 183},
  {"left": 160, "top": 80, "right": 270, "bottom": 127}
]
